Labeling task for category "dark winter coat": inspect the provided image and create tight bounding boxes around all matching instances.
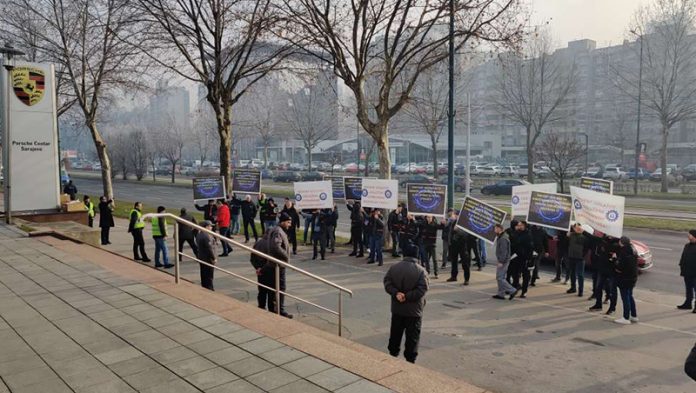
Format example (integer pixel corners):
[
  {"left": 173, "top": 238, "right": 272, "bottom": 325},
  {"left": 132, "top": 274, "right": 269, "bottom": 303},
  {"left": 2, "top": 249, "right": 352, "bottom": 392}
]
[
  {"left": 615, "top": 245, "right": 638, "bottom": 288},
  {"left": 383, "top": 256, "right": 429, "bottom": 318},
  {"left": 98, "top": 201, "right": 114, "bottom": 228},
  {"left": 420, "top": 219, "right": 441, "bottom": 247},
  {"left": 679, "top": 242, "right": 696, "bottom": 278},
  {"left": 241, "top": 200, "right": 258, "bottom": 220},
  {"left": 178, "top": 213, "right": 198, "bottom": 240},
  {"left": 281, "top": 205, "right": 301, "bottom": 229},
  {"left": 686, "top": 342, "right": 696, "bottom": 381}
]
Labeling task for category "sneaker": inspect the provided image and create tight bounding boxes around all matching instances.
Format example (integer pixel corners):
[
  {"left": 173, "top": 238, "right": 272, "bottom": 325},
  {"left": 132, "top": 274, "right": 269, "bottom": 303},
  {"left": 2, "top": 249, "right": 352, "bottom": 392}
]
[
  {"left": 520, "top": 293, "right": 527, "bottom": 299},
  {"left": 605, "top": 309, "right": 615, "bottom": 315},
  {"left": 550, "top": 278, "right": 560, "bottom": 282},
  {"left": 492, "top": 295, "right": 506, "bottom": 300},
  {"left": 677, "top": 304, "right": 692, "bottom": 310},
  {"left": 142, "top": 258, "right": 151, "bottom": 263},
  {"left": 446, "top": 277, "right": 457, "bottom": 282},
  {"left": 566, "top": 288, "right": 576, "bottom": 294},
  {"left": 589, "top": 306, "right": 602, "bottom": 312},
  {"left": 509, "top": 289, "right": 520, "bottom": 300},
  {"left": 348, "top": 252, "right": 356, "bottom": 256},
  {"left": 356, "top": 253, "right": 364, "bottom": 258},
  {"left": 630, "top": 317, "right": 639, "bottom": 323},
  {"left": 366, "top": 260, "right": 375, "bottom": 264},
  {"left": 578, "top": 293, "right": 584, "bottom": 297},
  {"left": 530, "top": 282, "right": 536, "bottom": 287},
  {"left": 280, "top": 312, "right": 293, "bottom": 319},
  {"left": 134, "top": 257, "right": 142, "bottom": 261},
  {"left": 614, "top": 318, "right": 631, "bottom": 325},
  {"left": 463, "top": 281, "right": 469, "bottom": 286},
  {"left": 163, "top": 264, "right": 174, "bottom": 269},
  {"left": 588, "top": 295, "right": 596, "bottom": 301},
  {"left": 433, "top": 275, "right": 438, "bottom": 279}
]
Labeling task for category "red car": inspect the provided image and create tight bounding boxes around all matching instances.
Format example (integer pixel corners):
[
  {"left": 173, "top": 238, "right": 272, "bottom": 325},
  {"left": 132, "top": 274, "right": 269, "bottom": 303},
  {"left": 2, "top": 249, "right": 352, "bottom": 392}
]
[{"left": 547, "top": 230, "right": 653, "bottom": 272}]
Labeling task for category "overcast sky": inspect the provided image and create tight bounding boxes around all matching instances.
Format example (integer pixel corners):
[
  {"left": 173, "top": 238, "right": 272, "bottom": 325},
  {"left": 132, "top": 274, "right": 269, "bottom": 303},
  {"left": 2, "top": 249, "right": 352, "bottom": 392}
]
[{"left": 531, "top": 0, "right": 648, "bottom": 48}]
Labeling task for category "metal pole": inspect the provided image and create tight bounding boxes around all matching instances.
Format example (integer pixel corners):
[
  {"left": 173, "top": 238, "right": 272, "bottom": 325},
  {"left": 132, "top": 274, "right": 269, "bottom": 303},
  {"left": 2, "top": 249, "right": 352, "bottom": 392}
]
[
  {"left": 173, "top": 220, "right": 180, "bottom": 284},
  {"left": 274, "top": 263, "right": 281, "bottom": 315},
  {"left": 2, "top": 61, "right": 13, "bottom": 224},
  {"left": 584, "top": 134, "right": 589, "bottom": 172},
  {"left": 338, "top": 291, "right": 343, "bottom": 337},
  {"left": 466, "top": 94, "right": 471, "bottom": 197},
  {"left": 446, "top": 0, "right": 455, "bottom": 209},
  {"left": 634, "top": 35, "right": 643, "bottom": 196}
]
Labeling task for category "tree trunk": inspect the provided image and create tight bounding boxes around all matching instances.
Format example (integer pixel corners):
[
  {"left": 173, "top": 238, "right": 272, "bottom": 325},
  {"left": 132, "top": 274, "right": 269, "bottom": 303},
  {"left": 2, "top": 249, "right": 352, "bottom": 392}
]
[
  {"left": 264, "top": 145, "right": 269, "bottom": 168},
  {"left": 375, "top": 126, "right": 392, "bottom": 179},
  {"left": 661, "top": 125, "right": 669, "bottom": 193},
  {"left": 431, "top": 136, "right": 439, "bottom": 180},
  {"left": 307, "top": 147, "right": 313, "bottom": 172},
  {"left": 151, "top": 162, "right": 156, "bottom": 182},
  {"left": 526, "top": 125, "right": 535, "bottom": 183},
  {"left": 217, "top": 106, "right": 233, "bottom": 195},
  {"left": 559, "top": 177, "right": 565, "bottom": 194},
  {"left": 88, "top": 122, "right": 113, "bottom": 199},
  {"left": 171, "top": 162, "right": 176, "bottom": 183}
]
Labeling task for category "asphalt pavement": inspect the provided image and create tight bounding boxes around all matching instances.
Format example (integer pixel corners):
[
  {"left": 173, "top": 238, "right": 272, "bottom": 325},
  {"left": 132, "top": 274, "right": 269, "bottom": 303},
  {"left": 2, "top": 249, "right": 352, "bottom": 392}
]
[{"left": 75, "top": 176, "right": 690, "bottom": 296}]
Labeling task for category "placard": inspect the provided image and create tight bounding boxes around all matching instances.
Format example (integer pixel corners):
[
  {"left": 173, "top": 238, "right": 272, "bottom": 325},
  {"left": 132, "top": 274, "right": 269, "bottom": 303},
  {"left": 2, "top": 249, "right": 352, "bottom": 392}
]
[
  {"left": 407, "top": 184, "right": 447, "bottom": 217},
  {"left": 327, "top": 176, "right": 345, "bottom": 199},
  {"left": 527, "top": 191, "right": 573, "bottom": 231},
  {"left": 456, "top": 196, "right": 507, "bottom": 244},
  {"left": 580, "top": 177, "right": 613, "bottom": 194},
  {"left": 193, "top": 177, "right": 227, "bottom": 201},
  {"left": 511, "top": 183, "right": 557, "bottom": 219},
  {"left": 344, "top": 177, "right": 364, "bottom": 200},
  {"left": 294, "top": 181, "right": 334, "bottom": 210},
  {"left": 232, "top": 168, "right": 262, "bottom": 194},
  {"left": 361, "top": 179, "right": 398, "bottom": 210},
  {"left": 571, "top": 186, "right": 625, "bottom": 238}
]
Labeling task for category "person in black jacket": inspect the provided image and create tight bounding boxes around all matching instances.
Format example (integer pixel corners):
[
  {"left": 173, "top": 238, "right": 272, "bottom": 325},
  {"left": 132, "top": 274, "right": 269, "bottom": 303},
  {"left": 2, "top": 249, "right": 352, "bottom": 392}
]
[
  {"left": 196, "top": 221, "right": 217, "bottom": 291},
  {"left": 229, "top": 194, "right": 242, "bottom": 235},
  {"left": 588, "top": 234, "right": 619, "bottom": 314},
  {"left": 441, "top": 209, "right": 455, "bottom": 269},
  {"left": 310, "top": 209, "right": 326, "bottom": 260},
  {"left": 678, "top": 230, "right": 696, "bottom": 311},
  {"left": 127, "top": 202, "right": 150, "bottom": 262},
  {"left": 554, "top": 230, "right": 569, "bottom": 283},
  {"left": 324, "top": 205, "right": 339, "bottom": 253},
  {"left": 383, "top": 242, "right": 429, "bottom": 364},
  {"left": 447, "top": 211, "right": 472, "bottom": 285},
  {"left": 241, "top": 195, "right": 259, "bottom": 243},
  {"left": 98, "top": 196, "right": 114, "bottom": 245},
  {"left": 195, "top": 199, "right": 218, "bottom": 223},
  {"left": 368, "top": 209, "right": 386, "bottom": 266},
  {"left": 178, "top": 208, "right": 199, "bottom": 262},
  {"left": 63, "top": 180, "right": 78, "bottom": 201},
  {"left": 281, "top": 198, "right": 301, "bottom": 255},
  {"left": 513, "top": 221, "right": 534, "bottom": 297},
  {"left": 614, "top": 236, "right": 638, "bottom": 325},
  {"left": 420, "top": 215, "right": 441, "bottom": 278},
  {"left": 388, "top": 205, "right": 404, "bottom": 257},
  {"left": 530, "top": 225, "right": 550, "bottom": 286},
  {"left": 686, "top": 342, "right": 696, "bottom": 381},
  {"left": 347, "top": 201, "right": 365, "bottom": 257}
]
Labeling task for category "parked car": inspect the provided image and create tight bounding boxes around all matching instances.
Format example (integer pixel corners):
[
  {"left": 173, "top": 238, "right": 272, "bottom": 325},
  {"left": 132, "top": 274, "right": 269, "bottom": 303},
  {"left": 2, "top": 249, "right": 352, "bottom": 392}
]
[
  {"left": 438, "top": 176, "right": 473, "bottom": 192},
  {"left": 680, "top": 164, "right": 696, "bottom": 181},
  {"left": 302, "top": 171, "right": 326, "bottom": 181},
  {"left": 469, "top": 165, "right": 486, "bottom": 176},
  {"left": 517, "top": 164, "right": 529, "bottom": 177},
  {"left": 479, "top": 165, "right": 501, "bottom": 176},
  {"left": 499, "top": 165, "right": 518, "bottom": 177},
  {"left": 650, "top": 167, "right": 677, "bottom": 182},
  {"left": 288, "top": 163, "right": 304, "bottom": 171},
  {"left": 332, "top": 164, "right": 344, "bottom": 172},
  {"left": 535, "top": 166, "right": 552, "bottom": 178},
  {"left": 260, "top": 169, "right": 274, "bottom": 179},
  {"left": 480, "top": 179, "right": 530, "bottom": 196},
  {"left": 626, "top": 168, "right": 649, "bottom": 180},
  {"left": 603, "top": 166, "right": 627, "bottom": 180},
  {"left": 399, "top": 174, "right": 436, "bottom": 187},
  {"left": 273, "top": 171, "right": 301, "bottom": 183},
  {"left": 584, "top": 166, "right": 604, "bottom": 179}
]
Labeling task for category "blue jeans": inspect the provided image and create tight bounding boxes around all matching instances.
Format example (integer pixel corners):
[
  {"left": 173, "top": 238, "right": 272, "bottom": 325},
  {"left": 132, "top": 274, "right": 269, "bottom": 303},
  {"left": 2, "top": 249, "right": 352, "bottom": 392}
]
[
  {"left": 478, "top": 239, "right": 487, "bottom": 265},
  {"left": 231, "top": 214, "right": 240, "bottom": 234},
  {"left": 265, "top": 220, "right": 277, "bottom": 230},
  {"left": 154, "top": 237, "right": 169, "bottom": 266},
  {"left": 303, "top": 217, "right": 312, "bottom": 243},
  {"left": 369, "top": 234, "right": 384, "bottom": 263},
  {"left": 569, "top": 258, "right": 585, "bottom": 295},
  {"left": 619, "top": 286, "right": 637, "bottom": 320},
  {"left": 219, "top": 227, "right": 231, "bottom": 255},
  {"left": 684, "top": 276, "right": 696, "bottom": 305}
]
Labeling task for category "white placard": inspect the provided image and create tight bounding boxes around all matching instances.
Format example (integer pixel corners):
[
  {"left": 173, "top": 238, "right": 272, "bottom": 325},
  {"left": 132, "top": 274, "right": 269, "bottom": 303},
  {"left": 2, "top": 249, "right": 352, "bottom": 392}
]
[
  {"left": 293, "top": 181, "right": 333, "bottom": 210},
  {"left": 1, "top": 61, "right": 61, "bottom": 212},
  {"left": 361, "top": 178, "right": 399, "bottom": 210},
  {"left": 571, "top": 186, "right": 625, "bottom": 238},
  {"left": 511, "top": 183, "right": 557, "bottom": 219}
]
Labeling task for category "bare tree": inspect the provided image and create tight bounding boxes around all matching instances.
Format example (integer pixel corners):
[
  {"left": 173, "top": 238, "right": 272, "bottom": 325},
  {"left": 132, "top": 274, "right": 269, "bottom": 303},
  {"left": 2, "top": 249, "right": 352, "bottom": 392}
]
[
  {"left": 283, "top": 83, "right": 336, "bottom": 172},
  {"left": 158, "top": 116, "right": 185, "bottom": 183},
  {"left": 135, "top": 0, "right": 292, "bottom": 193},
  {"left": 283, "top": 0, "right": 525, "bottom": 178},
  {"left": 495, "top": 30, "right": 577, "bottom": 183},
  {"left": 107, "top": 133, "right": 129, "bottom": 180},
  {"left": 536, "top": 133, "right": 586, "bottom": 193},
  {"left": 619, "top": 0, "right": 696, "bottom": 192},
  {"left": 0, "top": 0, "right": 146, "bottom": 199},
  {"left": 236, "top": 85, "right": 278, "bottom": 168},
  {"left": 129, "top": 129, "right": 149, "bottom": 180},
  {"left": 190, "top": 108, "right": 217, "bottom": 168}
]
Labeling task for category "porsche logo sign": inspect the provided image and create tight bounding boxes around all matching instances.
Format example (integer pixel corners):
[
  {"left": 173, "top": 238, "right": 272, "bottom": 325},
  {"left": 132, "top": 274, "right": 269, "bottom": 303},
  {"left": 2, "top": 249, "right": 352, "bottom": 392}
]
[{"left": 11, "top": 66, "right": 45, "bottom": 106}]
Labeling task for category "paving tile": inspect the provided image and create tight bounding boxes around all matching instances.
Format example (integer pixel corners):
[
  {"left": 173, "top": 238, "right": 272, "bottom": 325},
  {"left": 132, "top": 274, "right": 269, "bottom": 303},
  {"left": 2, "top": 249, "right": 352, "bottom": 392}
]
[
  {"left": 132, "top": 337, "right": 180, "bottom": 354},
  {"left": 207, "top": 379, "right": 264, "bottom": 393},
  {"left": 203, "top": 321, "right": 244, "bottom": 336},
  {"left": 158, "top": 321, "right": 199, "bottom": 336},
  {"left": 167, "top": 356, "right": 217, "bottom": 377},
  {"left": 238, "top": 337, "right": 285, "bottom": 355},
  {"left": 49, "top": 355, "right": 104, "bottom": 377},
  {"left": 220, "top": 329, "right": 263, "bottom": 345},
  {"left": 281, "top": 356, "right": 333, "bottom": 378},
  {"left": 188, "top": 314, "right": 226, "bottom": 328},
  {"left": 142, "top": 314, "right": 181, "bottom": 328},
  {"left": 187, "top": 336, "right": 233, "bottom": 355},
  {"left": 307, "top": 367, "right": 362, "bottom": 391},
  {"left": 9, "top": 377, "right": 73, "bottom": 393},
  {"left": 334, "top": 380, "right": 392, "bottom": 393},
  {"left": 61, "top": 366, "right": 121, "bottom": 389},
  {"left": 223, "top": 356, "right": 275, "bottom": 378},
  {"left": 138, "top": 378, "right": 200, "bottom": 393},
  {"left": 184, "top": 366, "right": 239, "bottom": 390},
  {"left": 171, "top": 329, "right": 215, "bottom": 345},
  {"left": 2, "top": 365, "right": 59, "bottom": 390},
  {"left": 258, "top": 346, "right": 307, "bottom": 366},
  {"left": 269, "top": 379, "right": 330, "bottom": 393},
  {"left": 0, "top": 355, "right": 46, "bottom": 375},
  {"left": 108, "top": 355, "right": 160, "bottom": 377},
  {"left": 95, "top": 346, "right": 143, "bottom": 365},
  {"left": 205, "top": 346, "right": 253, "bottom": 365},
  {"left": 124, "top": 366, "right": 179, "bottom": 390},
  {"left": 151, "top": 346, "right": 199, "bottom": 365},
  {"left": 75, "top": 379, "right": 137, "bottom": 393},
  {"left": 246, "top": 366, "right": 300, "bottom": 391}
]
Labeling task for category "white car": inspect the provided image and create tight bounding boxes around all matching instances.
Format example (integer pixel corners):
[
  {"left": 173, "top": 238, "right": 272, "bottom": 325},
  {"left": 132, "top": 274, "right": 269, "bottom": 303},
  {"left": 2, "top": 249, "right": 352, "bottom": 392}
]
[
  {"left": 469, "top": 165, "right": 486, "bottom": 176},
  {"left": 479, "top": 165, "right": 501, "bottom": 176},
  {"left": 499, "top": 165, "right": 518, "bottom": 177},
  {"left": 603, "top": 167, "right": 626, "bottom": 180}
]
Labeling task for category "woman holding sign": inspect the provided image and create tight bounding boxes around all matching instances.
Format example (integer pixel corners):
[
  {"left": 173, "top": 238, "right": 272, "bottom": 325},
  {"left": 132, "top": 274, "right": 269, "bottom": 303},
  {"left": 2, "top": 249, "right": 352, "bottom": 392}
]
[{"left": 614, "top": 236, "right": 639, "bottom": 325}]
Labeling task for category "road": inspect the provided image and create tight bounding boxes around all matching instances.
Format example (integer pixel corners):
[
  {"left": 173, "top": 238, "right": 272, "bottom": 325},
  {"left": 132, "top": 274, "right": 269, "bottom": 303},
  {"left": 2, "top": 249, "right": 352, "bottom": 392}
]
[{"left": 76, "top": 177, "right": 689, "bottom": 297}]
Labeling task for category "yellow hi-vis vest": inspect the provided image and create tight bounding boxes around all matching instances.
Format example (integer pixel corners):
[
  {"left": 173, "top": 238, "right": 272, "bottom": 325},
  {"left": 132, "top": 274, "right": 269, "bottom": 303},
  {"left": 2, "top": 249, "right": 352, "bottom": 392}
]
[
  {"left": 130, "top": 209, "right": 145, "bottom": 229},
  {"left": 151, "top": 217, "right": 166, "bottom": 237},
  {"left": 85, "top": 201, "right": 95, "bottom": 218}
]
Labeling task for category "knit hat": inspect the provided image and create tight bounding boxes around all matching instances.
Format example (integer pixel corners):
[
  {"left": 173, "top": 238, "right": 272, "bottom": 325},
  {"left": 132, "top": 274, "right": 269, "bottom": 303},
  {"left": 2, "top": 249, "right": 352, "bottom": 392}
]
[
  {"left": 402, "top": 242, "right": 420, "bottom": 258},
  {"left": 689, "top": 229, "right": 696, "bottom": 238},
  {"left": 200, "top": 220, "right": 213, "bottom": 228},
  {"left": 279, "top": 212, "right": 292, "bottom": 223}
]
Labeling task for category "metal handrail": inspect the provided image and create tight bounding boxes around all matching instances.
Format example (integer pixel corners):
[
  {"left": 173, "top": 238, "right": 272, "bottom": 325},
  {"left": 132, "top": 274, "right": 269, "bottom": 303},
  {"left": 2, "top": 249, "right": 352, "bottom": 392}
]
[{"left": 142, "top": 213, "right": 352, "bottom": 336}]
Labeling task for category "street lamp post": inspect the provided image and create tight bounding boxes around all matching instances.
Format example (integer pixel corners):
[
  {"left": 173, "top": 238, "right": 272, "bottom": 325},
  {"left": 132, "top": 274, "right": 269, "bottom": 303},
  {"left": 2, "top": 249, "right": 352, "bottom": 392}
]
[
  {"left": 630, "top": 29, "right": 644, "bottom": 196},
  {"left": 446, "top": 0, "right": 455, "bottom": 210}
]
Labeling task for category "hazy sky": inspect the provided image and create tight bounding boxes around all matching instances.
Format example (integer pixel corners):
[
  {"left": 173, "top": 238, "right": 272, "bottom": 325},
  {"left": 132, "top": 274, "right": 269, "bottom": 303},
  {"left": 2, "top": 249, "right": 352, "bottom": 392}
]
[{"left": 531, "top": 0, "right": 648, "bottom": 48}]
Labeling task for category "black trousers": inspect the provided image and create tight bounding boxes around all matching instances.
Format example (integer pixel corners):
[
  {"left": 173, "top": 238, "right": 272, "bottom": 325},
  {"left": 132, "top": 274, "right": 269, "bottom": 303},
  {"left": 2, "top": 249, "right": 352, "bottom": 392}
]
[
  {"left": 258, "top": 272, "right": 286, "bottom": 313},
  {"left": 131, "top": 229, "right": 148, "bottom": 260},
  {"left": 178, "top": 237, "right": 198, "bottom": 261},
  {"left": 88, "top": 216, "right": 94, "bottom": 228},
  {"left": 391, "top": 231, "right": 400, "bottom": 255},
  {"left": 388, "top": 314, "right": 422, "bottom": 363},
  {"left": 287, "top": 228, "right": 297, "bottom": 254},
  {"left": 424, "top": 245, "right": 438, "bottom": 275},
  {"left": 243, "top": 218, "right": 258, "bottom": 242},
  {"left": 449, "top": 245, "right": 470, "bottom": 282},
  {"left": 313, "top": 232, "right": 326, "bottom": 259},
  {"left": 351, "top": 226, "right": 364, "bottom": 254},
  {"left": 199, "top": 263, "right": 214, "bottom": 291},
  {"left": 100, "top": 227, "right": 111, "bottom": 245}
]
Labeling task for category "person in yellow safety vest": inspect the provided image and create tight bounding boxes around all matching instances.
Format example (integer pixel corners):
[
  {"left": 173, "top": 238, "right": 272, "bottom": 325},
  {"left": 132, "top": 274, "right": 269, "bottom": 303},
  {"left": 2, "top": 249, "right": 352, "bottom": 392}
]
[
  {"left": 83, "top": 195, "right": 95, "bottom": 228},
  {"left": 128, "top": 202, "right": 151, "bottom": 262},
  {"left": 152, "top": 206, "right": 173, "bottom": 269}
]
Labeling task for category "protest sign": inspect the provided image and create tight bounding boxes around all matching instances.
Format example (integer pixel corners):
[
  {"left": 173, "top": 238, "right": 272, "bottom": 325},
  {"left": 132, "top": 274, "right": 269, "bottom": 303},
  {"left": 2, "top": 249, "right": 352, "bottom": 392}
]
[
  {"left": 571, "top": 186, "right": 625, "bottom": 238},
  {"left": 580, "top": 177, "right": 613, "bottom": 194},
  {"left": 407, "top": 184, "right": 447, "bottom": 217},
  {"left": 232, "top": 168, "right": 262, "bottom": 194},
  {"left": 327, "top": 176, "right": 345, "bottom": 199},
  {"left": 294, "top": 181, "right": 333, "bottom": 210},
  {"left": 344, "top": 177, "right": 364, "bottom": 200},
  {"left": 511, "top": 183, "right": 557, "bottom": 219},
  {"left": 361, "top": 179, "right": 398, "bottom": 209},
  {"left": 456, "top": 196, "right": 507, "bottom": 244},
  {"left": 192, "top": 177, "right": 226, "bottom": 201},
  {"left": 526, "top": 191, "right": 573, "bottom": 231}
]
